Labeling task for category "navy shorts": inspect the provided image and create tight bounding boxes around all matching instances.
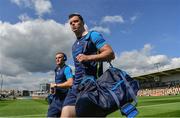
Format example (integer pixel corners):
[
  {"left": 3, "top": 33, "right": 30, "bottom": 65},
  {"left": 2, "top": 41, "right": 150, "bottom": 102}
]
[
  {"left": 63, "top": 76, "right": 96, "bottom": 107},
  {"left": 63, "top": 85, "right": 78, "bottom": 106},
  {"left": 47, "top": 94, "right": 66, "bottom": 117}
]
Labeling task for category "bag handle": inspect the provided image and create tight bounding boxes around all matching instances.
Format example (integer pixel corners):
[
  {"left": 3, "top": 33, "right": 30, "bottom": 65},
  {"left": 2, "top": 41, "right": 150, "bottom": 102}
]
[
  {"left": 107, "top": 62, "right": 138, "bottom": 105},
  {"left": 119, "top": 70, "right": 138, "bottom": 105},
  {"left": 111, "top": 67, "right": 138, "bottom": 106},
  {"left": 108, "top": 67, "right": 139, "bottom": 117}
]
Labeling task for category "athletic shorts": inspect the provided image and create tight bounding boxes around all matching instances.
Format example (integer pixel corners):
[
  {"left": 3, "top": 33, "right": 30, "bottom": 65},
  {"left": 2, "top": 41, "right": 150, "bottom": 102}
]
[
  {"left": 47, "top": 94, "right": 66, "bottom": 117},
  {"left": 63, "top": 75, "right": 96, "bottom": 107},
  {"left": 62, "top": 85, "right": 78, "bottom": 106}
]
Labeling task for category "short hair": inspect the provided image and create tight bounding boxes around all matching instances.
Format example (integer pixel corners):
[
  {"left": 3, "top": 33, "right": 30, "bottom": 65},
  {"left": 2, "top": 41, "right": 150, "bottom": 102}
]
[
  {"left": 68, "top": 13, "right": 84, "bottom": 24},
  {"left": 55, "top": 52, "right": 67, "bottom": 61}
]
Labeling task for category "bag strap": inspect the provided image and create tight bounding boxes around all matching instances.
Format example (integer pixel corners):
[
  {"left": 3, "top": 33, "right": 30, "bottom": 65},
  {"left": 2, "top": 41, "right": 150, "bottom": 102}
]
[
  {"left": 119, "top": 70, "right": 138, "bottom": 105},
  {"left": 108, "top": 62, "right": 138, "bottom": 105},
  {"left": 107, "top": 63, "right": 138, "bottom": 117},
  {"left": 107, "top": 88, "right": 138, "bottom": 118}
]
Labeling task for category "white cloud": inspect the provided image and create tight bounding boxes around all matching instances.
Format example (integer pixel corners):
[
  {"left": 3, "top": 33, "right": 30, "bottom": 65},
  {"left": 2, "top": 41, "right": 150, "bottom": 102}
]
[
  {"left": 1, "top": 17, "right": 180, "bottom": 90},
  {"left": 2, "top": 72, "right": 54, "bottom": 90},
  {"left": 164, "top": 58, "right": 180, "bottom": 69},
  {"left": 129, "top": 13, "right": 141, "bottom": 24},
  {"left": 89, "top": 15, "right": 125, "bottom": 34},
  {"left": 10, "top": 0, "right": 52, "bottom": 17},
  {"left": 0, "top": 19, "right": 75, "bottom": 77},
  {"left": 18, "top": 13, "right": 32, "bottom": 21},
  {"left": 33, "top": 0, "right": 52, "bottom": 16},
  {"left": 90, "top": 26, "right": 110, "bottom": 34},
  {"left": 102, "top": 15, "right": 124, "bottom": 23},
  {"left": 11, "top": 0, "right": 31, "bottom": 7},
  {"left": 0, "top": 19, "right": 76, "bottom": 90},
  {"left": 0, "top": 53, "right": 27, "bottom": 76},
  {"left": 108, "top": 44, "right": 180, "bottom": 76},
  {"left": 147, "top": 55, "right": 169, "bottom": 65},
  {"left": 130, "top": 15, "right": 138, "bottom": 23}
]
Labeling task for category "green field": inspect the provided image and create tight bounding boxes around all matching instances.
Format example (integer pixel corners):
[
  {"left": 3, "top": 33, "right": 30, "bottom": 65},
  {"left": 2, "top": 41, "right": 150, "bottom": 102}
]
[
  {"left": 109, "top": 95, "right": 180, "bottom": 117},
  {"left": 0, "top": 95, "right": 180, "bottom": 117},
  {"left": 0, "top": 99, "right": 48, "bottom": 117}
]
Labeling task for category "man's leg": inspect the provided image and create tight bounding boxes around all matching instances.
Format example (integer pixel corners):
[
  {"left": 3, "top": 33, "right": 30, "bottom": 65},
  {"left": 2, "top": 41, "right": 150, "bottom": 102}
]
[
  {"left": 47, "top": 96, "right": 62, "bottom": 117},
  {"left": 61, "top": 85, "right": 78, "bottom": 117},
  {"left": 61, "top": 105, "right": 76, "bottom": 117}
]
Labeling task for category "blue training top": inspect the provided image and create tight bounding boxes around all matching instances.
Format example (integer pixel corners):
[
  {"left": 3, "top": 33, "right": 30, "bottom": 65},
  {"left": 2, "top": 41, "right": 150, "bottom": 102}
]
[
  {"left": 72, "top": 31, "right": 106, "bottom": 85},
  {"left": 55, "top": 64, "right": 73, "bottom": 94}
]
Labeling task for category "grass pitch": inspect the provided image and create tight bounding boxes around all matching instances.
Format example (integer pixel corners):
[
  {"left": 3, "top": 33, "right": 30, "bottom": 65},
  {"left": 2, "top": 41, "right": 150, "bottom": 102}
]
[
  {"left": 0, "top": 99, "right": 48, "bottom": 117},
  {"left": 109, "top": 95, "right": 180, "bottom": 117},
  {"left": 0, "top": 95, "right": 180, "bottom": 117}
]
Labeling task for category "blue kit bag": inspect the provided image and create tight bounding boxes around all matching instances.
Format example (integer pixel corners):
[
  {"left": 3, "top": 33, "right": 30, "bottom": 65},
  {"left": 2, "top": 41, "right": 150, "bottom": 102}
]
[{"left": 75, "top": 64, "right": 140, "bottom": 117}]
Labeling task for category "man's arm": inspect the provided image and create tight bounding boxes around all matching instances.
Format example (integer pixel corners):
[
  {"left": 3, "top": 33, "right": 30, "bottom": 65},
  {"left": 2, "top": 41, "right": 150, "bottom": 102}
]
[
  {"left": 51, "top": 66, "right": 74, "bottom": 89},
  {"left": 76, "top": 44, "right": 115, "bottom": 62},
  {"left": 51, "top": 78, "right": 73, "bottom": 89}
]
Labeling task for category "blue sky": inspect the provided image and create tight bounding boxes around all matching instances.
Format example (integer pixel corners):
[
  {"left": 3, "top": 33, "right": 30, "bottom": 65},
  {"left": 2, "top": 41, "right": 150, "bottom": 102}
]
[{"left": 0, "top": 0, "right": 180, "bottom": 90}]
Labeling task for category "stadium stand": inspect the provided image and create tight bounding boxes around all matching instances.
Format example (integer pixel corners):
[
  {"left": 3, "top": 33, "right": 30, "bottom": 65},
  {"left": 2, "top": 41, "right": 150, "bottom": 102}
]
[{"left": 133, "top": 67, "right": 180, "bottom": 96}]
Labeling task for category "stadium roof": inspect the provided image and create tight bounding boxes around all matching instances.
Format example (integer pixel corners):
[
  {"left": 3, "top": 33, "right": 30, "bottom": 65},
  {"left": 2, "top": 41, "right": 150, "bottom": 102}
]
[{"left": 133, "top": 67, "right": 180, "bottom": 80}]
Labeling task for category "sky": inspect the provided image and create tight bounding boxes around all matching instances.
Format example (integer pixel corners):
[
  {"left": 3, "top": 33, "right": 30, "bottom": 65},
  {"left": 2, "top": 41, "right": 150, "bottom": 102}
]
[{"left": 0, "top": 0, "right": 180, "bottom": 90}]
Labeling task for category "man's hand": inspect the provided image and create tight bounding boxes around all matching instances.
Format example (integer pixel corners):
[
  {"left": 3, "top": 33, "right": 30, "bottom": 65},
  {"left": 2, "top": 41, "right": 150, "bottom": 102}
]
[
  {"left": 50, "top": 83, "right": 56, "bottom": 88},
  {"left": 76, "top": 54, "right": 89, "bottom": 62},
  {"left": 76, "top": 44, "right": 115, "bottom": 62}
]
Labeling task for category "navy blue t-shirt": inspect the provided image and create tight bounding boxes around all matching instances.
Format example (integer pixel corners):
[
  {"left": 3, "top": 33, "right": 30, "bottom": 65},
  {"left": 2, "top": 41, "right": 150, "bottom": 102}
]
[
  {"left": 72, "top": 31, "right": 106, "bottom": 85},
  {"left": 55, "top": 65, "right": 73, "bottom": 94}
]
